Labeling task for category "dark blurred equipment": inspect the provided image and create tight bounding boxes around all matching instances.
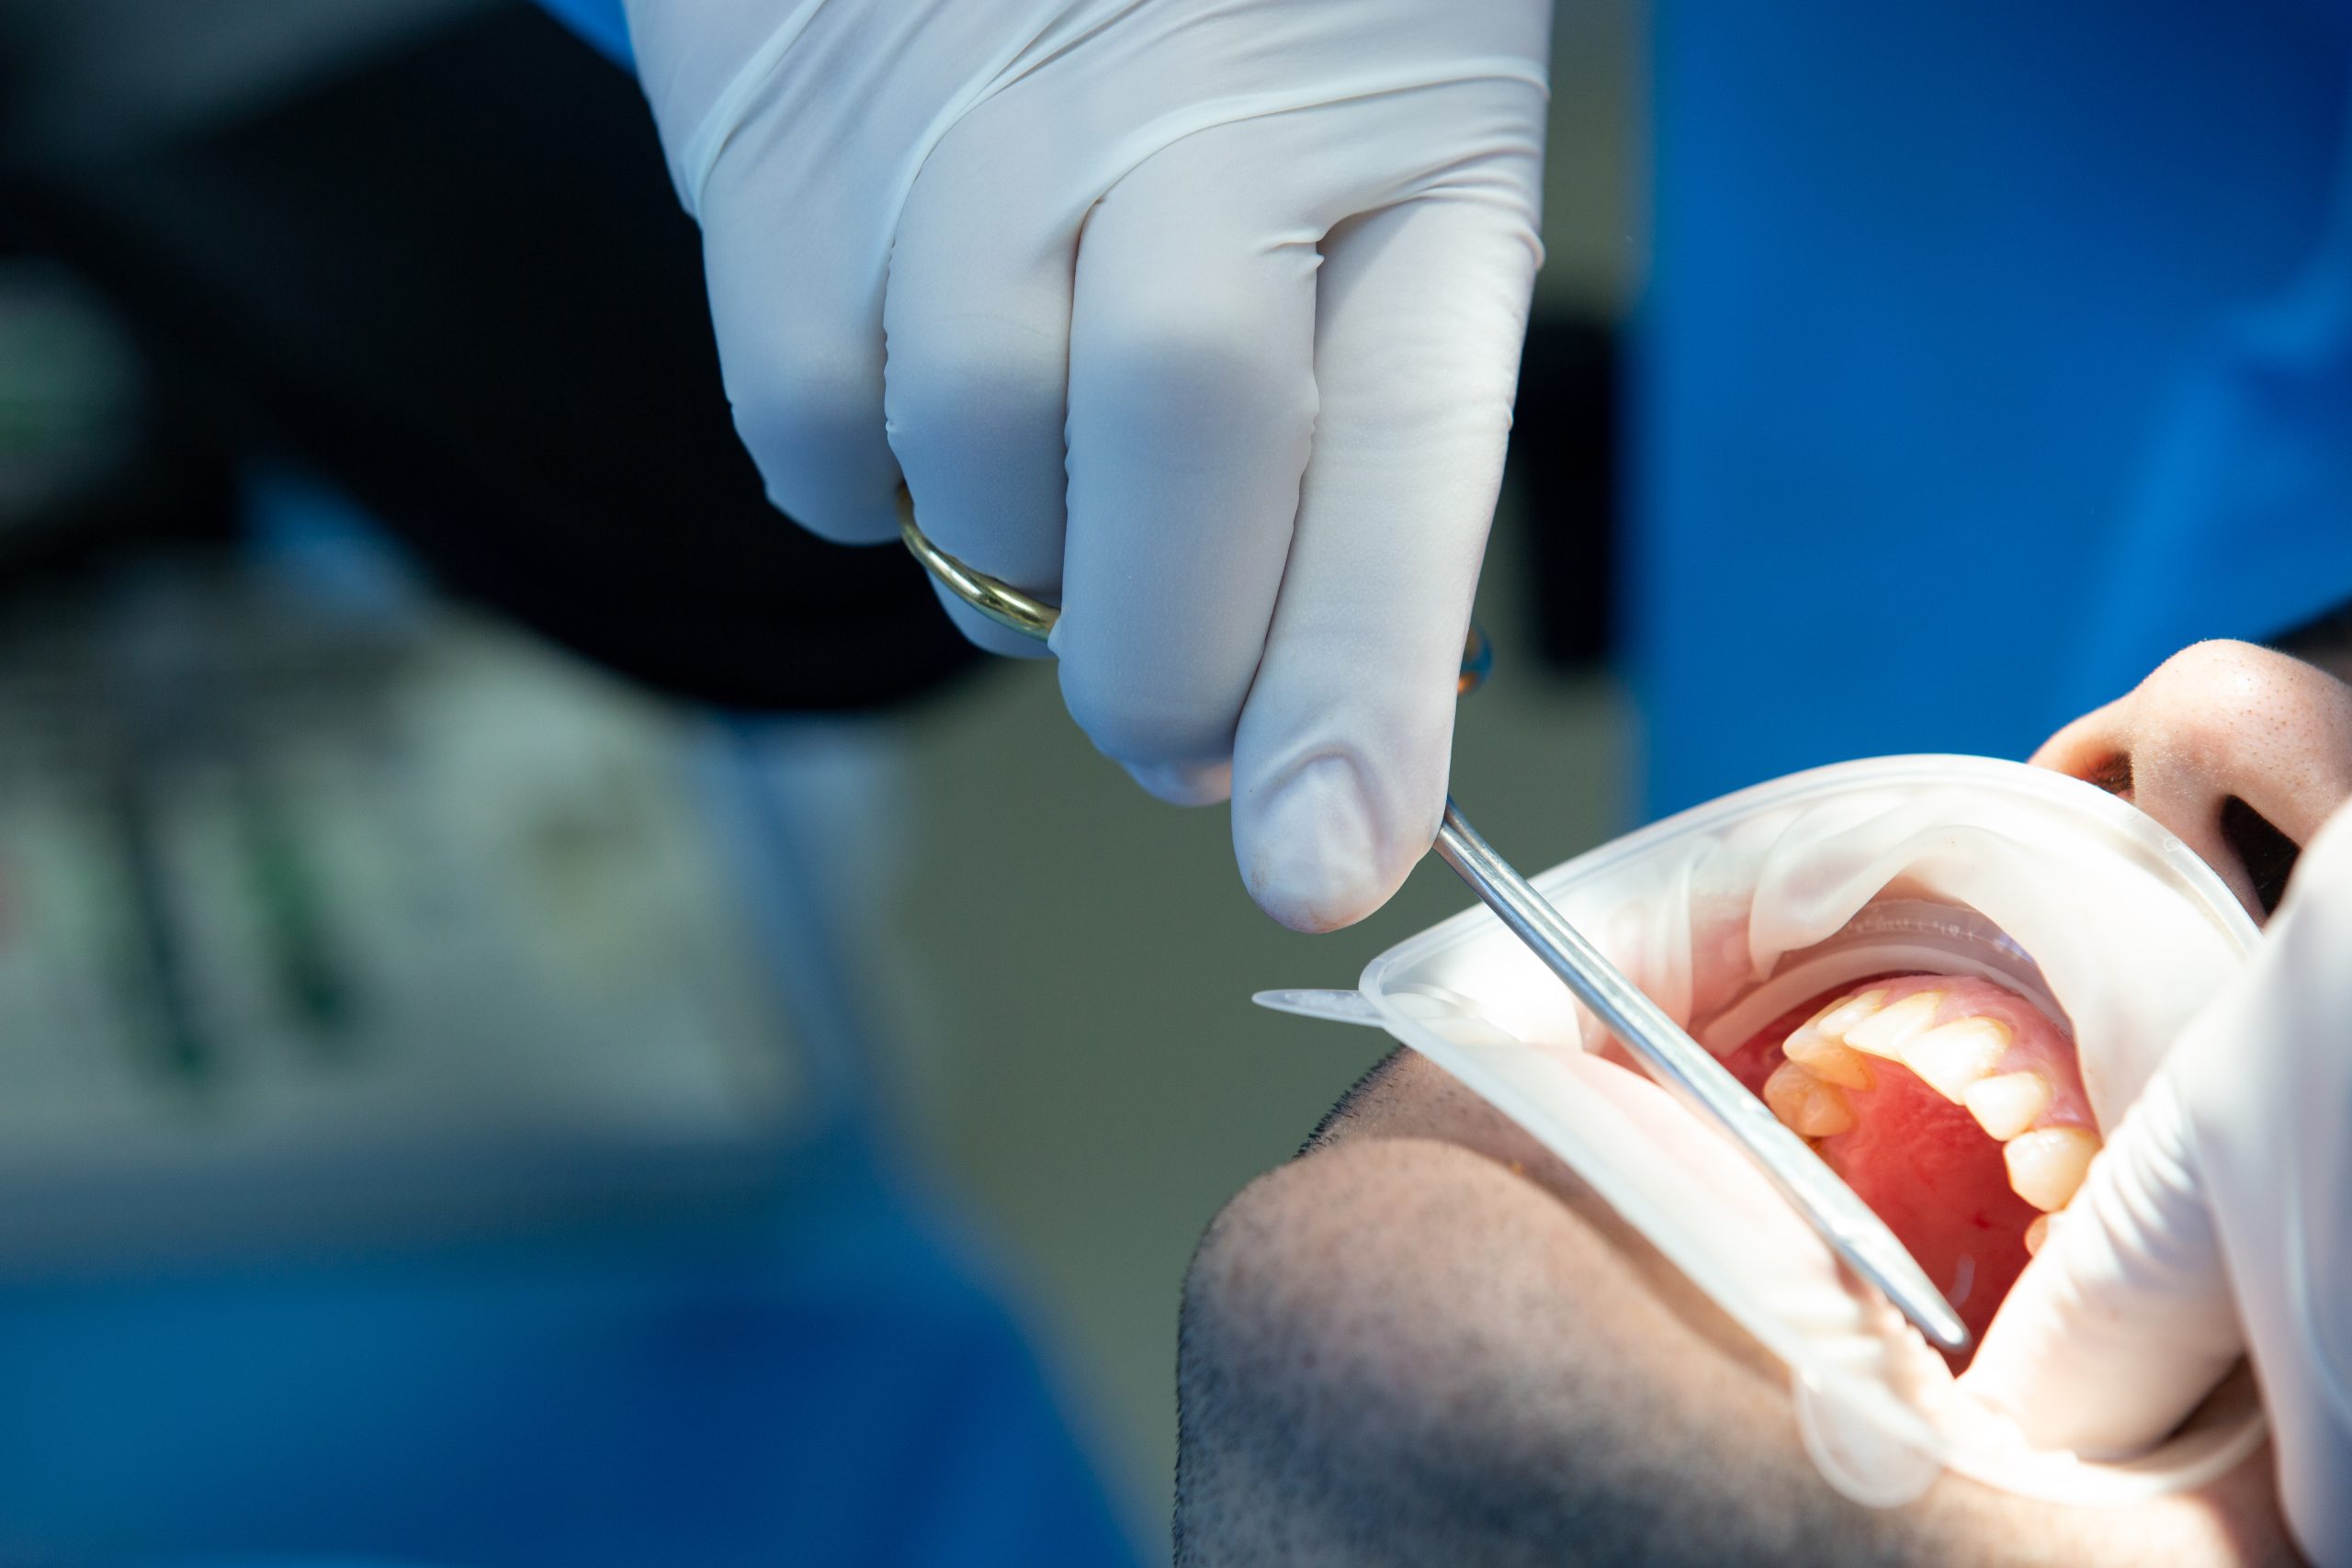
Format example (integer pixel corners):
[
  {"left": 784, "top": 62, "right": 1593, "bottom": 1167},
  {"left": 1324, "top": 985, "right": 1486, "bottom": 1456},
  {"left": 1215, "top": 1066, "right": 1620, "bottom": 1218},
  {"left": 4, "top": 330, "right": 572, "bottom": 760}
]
[
  {"left": 0, "top": 254, "right": 238, "bottom": 583},
  {"left": 0, "top": 541, "right": 825, "bottom": 1254},
  {"left": 1510, "top": 316, "right": 1617, "bottom": 671},
  {"left": 0, "top": 0, "right": 981, "bottom": 712}
]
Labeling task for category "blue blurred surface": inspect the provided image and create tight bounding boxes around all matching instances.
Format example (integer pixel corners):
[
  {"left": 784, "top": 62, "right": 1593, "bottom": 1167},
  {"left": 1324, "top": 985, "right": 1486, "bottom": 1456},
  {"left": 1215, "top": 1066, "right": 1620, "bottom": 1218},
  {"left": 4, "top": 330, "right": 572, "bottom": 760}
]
[
  {"left": 1634, "top": 0, "right": 2352, "bottom": 811},
  {"left": 0, "top": 1127, "right": 1136, "bottom": 1568}
]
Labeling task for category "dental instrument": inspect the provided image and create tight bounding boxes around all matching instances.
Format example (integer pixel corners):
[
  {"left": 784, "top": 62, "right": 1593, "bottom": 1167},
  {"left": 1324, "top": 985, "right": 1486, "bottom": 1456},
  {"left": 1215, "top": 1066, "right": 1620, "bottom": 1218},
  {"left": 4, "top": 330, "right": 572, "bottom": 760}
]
[
  {"left": 1430, "top": 800, "right": 1971, "bottom": 1355},
  {"left": 900, "top": 496, "right": 1973, "bottom": 1357}
]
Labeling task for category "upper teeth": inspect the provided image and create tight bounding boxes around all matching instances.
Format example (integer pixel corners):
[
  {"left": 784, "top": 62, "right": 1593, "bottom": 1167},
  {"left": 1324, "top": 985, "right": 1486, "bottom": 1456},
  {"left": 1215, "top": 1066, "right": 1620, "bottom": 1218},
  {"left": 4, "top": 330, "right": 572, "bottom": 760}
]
[
  {"left": 1781, "top": 1031, "right": 1876, "bottom": 1089},
  {"left": 1809, "top": 987, "right": 1889, "bottom": 1038},
  {"left": 1843, "top": 991, "right": 1946, "bottom": 1056},
  {"left": 1770, "top": 981, "right": 2101, "bottom": 1218},
  {"left": 1903, "top": 1017, "right": 2014, "bottom": 1100},
  {"left": 1762, "top": 1058, "right": 1857, "bottom": 1138},
  {"left": 2005, "top": 1127, "right": 2101, "bottom": 1212},
  {"left": 1962, "top": 1071, "right": 2052, "bottom": 1141}
]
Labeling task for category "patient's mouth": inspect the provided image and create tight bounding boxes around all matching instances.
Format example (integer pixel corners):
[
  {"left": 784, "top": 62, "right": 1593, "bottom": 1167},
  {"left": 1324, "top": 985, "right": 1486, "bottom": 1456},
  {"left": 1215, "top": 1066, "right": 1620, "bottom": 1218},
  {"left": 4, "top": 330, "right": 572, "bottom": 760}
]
[{"left": 1721, "top": 975, "right": 2098, "bottom": 1354}]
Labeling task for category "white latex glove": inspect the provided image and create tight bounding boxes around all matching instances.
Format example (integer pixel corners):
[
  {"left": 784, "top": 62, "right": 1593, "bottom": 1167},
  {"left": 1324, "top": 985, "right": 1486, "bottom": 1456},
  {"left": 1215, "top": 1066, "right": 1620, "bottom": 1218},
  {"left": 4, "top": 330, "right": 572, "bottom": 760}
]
[
  {"left": 621, "top": 0, "right": 1550, "bottom": 931},
  {"left": 1962, "top": 800, "right": 2352, "bottom": 1565}
]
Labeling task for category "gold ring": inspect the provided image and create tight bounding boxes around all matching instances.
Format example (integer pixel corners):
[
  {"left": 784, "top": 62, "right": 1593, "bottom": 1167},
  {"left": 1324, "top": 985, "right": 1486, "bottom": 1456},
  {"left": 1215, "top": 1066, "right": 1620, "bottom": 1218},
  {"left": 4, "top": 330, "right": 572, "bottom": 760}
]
[
  {"left": 899, "top": 491, "right": 1061, "bottom": 642},
  {"left": 899, "top": 488, "right": 1490, "bottom": 694}
]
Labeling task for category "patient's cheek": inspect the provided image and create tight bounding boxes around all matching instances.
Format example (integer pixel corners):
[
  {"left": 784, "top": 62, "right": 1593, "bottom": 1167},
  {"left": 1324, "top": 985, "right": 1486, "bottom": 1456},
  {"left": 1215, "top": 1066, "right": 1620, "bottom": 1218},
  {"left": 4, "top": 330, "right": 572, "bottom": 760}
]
[{"left": 1719, "top": 975, "right": 2096, "bottom": 1355}]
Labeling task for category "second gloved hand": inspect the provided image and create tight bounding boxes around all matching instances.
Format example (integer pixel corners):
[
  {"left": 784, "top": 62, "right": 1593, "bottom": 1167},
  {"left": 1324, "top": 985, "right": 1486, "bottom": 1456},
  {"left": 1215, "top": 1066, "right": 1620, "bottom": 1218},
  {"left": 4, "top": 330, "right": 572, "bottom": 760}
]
[
  {"left": 1961, "top": 803, "right": 2352, "bottom": 1566},
  {"left": 623, "top": 0, "right": 1551, "bottom": 930}
]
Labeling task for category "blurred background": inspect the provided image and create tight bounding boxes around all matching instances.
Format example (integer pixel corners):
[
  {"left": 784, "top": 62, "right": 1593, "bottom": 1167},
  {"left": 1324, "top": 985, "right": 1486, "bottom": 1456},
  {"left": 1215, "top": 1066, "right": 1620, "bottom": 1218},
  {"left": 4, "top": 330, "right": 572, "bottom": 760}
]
[
  {"left": 6, "top": 0, "right": 2346, "bottom": 1561},
  {"left": 0, "top": 1, "right": 1637, "bottom": 1562}
]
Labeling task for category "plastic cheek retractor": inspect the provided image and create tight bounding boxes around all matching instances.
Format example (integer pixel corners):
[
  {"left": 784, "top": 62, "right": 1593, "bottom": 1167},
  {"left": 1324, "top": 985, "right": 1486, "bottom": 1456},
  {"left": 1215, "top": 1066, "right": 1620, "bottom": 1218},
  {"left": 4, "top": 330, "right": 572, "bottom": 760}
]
[{"left": 1259, "top": 755, "right": 2266, "bottom": 1508}]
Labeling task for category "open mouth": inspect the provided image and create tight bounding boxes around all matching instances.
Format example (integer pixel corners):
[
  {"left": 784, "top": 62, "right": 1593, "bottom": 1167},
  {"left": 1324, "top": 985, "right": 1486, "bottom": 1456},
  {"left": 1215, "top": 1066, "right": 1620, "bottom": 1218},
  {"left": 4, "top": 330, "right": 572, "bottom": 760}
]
[
  {"left": 1331, "top": 753, "right": 2267, "bottom": 1492},
  {"left": 1718, "top": 973, "right": 2098, "bottom": 1359}
]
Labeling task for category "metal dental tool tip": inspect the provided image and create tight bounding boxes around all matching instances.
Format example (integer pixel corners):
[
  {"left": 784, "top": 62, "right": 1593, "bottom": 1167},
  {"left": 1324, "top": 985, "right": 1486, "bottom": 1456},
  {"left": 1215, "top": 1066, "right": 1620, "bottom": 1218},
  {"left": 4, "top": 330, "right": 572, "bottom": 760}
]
[{"left": 1432, "top": 799, "right": 1974, "bottom": 1358}]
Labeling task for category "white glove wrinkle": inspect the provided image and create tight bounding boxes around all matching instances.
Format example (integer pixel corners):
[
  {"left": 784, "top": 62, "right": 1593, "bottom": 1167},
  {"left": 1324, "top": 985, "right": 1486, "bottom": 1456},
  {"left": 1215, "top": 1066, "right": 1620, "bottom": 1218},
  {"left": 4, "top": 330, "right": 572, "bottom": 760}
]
[
  {"left": 1069, "top": 67, "right": 1550, "bottom": 209},
  {"left": 674, "top": 0, "right": 828, "bottom": 213}
]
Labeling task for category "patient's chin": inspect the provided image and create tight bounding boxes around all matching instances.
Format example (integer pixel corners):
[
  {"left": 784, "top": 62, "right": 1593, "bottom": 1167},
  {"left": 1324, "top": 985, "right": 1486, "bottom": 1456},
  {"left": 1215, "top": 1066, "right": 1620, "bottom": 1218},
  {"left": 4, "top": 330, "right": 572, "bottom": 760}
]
[{"left": 1186, "top": 1050, "right": 2295, "bottom": 1568}]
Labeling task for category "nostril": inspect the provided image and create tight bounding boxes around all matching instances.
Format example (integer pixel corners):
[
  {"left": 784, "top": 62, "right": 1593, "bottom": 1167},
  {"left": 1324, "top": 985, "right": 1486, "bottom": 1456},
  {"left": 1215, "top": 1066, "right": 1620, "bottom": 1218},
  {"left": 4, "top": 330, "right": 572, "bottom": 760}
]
[
  {"left": 2220, "top": 795, "right": 2301, "bottom": 917},
  {"left": 2083, "top": 753, "right": 2134, "bottom": 798}
]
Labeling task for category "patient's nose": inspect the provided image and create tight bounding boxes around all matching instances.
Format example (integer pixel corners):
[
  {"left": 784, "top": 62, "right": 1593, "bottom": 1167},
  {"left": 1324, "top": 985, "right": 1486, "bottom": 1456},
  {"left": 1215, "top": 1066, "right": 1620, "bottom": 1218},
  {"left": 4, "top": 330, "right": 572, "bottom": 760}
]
[{"left": 2031, "top": 639, "right": 2352, "bottom": 915}]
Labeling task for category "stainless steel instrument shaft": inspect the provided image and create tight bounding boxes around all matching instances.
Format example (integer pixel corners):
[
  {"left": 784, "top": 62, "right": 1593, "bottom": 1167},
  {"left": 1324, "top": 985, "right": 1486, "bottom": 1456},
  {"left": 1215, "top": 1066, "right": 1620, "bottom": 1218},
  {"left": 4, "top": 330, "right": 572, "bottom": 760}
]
[
  {"left": 899, "top": 493, "right": 1972, "bottom": 1357},
  {"left": 1433, "top": 799, "right": 1971, "bottom": 1355}
]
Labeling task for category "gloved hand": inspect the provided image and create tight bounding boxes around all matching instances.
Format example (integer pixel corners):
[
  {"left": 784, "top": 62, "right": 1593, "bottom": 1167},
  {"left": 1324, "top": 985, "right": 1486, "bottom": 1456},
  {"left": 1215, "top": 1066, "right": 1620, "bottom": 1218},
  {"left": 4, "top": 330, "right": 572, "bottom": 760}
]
[
  {"left": 1962, "top": 807, "right": 2352, "bottom": 1562},
  {"left": 1962, "top": 642, "right": 2352, "bottom": 1565},
  {"left": 621, "top": 0, "right": 1551, "bottom": 931}
]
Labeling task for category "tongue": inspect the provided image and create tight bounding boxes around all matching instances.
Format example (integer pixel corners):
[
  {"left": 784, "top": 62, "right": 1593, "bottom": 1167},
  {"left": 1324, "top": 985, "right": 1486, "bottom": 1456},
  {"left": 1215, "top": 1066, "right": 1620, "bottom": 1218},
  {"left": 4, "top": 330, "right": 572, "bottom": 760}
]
[{"left": 1721, "top": 986, "right": 2043, "bottom": 1359}]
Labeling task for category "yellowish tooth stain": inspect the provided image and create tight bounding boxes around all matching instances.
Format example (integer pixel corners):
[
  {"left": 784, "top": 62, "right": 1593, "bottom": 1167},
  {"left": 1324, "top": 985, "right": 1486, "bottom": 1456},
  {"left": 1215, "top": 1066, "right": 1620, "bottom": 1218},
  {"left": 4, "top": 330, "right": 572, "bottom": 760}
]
[
  {"left": 2005, "top": 1126, "right": 2101, "bottom": 1213},
  {"left": 1811, "top": 987, "right": 1890, "bottom": 1040},
  {"left": 1963, "top": 1071, "right": 2053, "bottom": 1142},
  {"left": 1781, "top": 1032, "right": 1876, "bottom": 1090},
  {"left": 2024, "top": 1213, "right": 2052, "bottom": 1256},
  {"left": 1763, "top": 1059, "right": 1856, "bottom": 1138},
  {"left": 1844, "top": 990, "right": 1947, "bottom": 1058},
  {"left": 1903, "top": 1016, "right": 2013, "bottom": 1100}
]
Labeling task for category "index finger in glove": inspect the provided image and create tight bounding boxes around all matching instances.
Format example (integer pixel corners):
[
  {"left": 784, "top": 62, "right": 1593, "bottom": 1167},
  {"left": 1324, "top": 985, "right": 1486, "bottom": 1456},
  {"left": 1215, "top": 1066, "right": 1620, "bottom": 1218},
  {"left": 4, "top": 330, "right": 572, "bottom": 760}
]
[
  {"left": 1230, "top": 107, "right": 1545, "bottom": 931},
  {"left": 1054, "top": 118, "right": 1339, "bottom": 807}
]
